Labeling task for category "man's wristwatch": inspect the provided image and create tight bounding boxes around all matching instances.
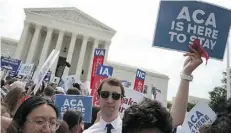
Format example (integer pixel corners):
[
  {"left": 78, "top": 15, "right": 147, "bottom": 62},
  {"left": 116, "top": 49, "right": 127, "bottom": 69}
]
[{"left": 180, "top": 72, "right": 193, "bottom": 81}]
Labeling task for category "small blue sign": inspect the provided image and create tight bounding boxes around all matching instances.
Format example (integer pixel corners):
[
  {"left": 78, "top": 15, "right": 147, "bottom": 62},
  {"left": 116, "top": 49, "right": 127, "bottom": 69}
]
[
  {"left": 136, "top": 69, "right": 146, "bottom": 80},
  {"left": 1, "top": 56, "right": 21, "bottom": 74},
  {"left": 153, "top": 1, "right": 231, "bottom": 60},
  {"left": 54, "top": 94, "right": 93, "bottom": 123},
  {"left": 96, "top": 65, "right": 113, "bottom": 78},
  {"left": 94, "top": 48, "right": 105, "bottom": 56}
]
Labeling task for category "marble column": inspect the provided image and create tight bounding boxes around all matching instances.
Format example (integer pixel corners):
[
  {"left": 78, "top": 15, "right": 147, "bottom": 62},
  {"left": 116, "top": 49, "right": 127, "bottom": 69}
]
[
  {"left": 38, "top": 28, "right": 53, "bottom": 66},
  {"left": 26, "top": 24, "right": 42, "bottom": 64},
  {"left": 15, "top": 21, "right": 30, "bottom": 60},
  {"left": 87, "top": 38, "right": 99, "bottom": 80},
  {"left": 50, "top": 31, "right": 64, "bottom": 76},
  {"left": 62, "top": 33, "right": 77, "bottom": 77},
  {"left": 76, "top": 36, "right": 89, "bottom": 79},
  {"left": 103, "top": 41, "right": 110, "bottom": 64}
]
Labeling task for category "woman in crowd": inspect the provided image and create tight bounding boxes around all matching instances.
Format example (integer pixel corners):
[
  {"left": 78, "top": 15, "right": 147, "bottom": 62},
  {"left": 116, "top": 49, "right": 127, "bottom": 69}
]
[
  {"left": 6, "top": 96, "right": 61, "bottom": 133},
  {"left": 3, "top": 87, "right": 26, "bottom": 117}
]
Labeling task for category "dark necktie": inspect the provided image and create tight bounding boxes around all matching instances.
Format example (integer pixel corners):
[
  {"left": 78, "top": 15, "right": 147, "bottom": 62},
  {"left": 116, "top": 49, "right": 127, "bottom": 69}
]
[{"left": 106, "top": 123, "right": 113, "bottom": 133}]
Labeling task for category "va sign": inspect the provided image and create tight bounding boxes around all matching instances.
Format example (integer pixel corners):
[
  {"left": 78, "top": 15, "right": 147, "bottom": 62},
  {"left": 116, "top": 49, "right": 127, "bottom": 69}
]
[
  {"left": 94, "top": 48, "right": 105, "bottom": 56},
  {"left": 153, "top": 1, "right": 231, "bottom": 60}
]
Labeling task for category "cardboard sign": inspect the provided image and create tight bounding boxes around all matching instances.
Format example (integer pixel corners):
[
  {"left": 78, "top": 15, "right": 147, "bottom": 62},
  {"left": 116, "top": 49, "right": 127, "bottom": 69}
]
[
  {"left": 33, "top": 49, "right": 60, "bottom": 94},
  {"left": 18, "top": 64, "right": 34, "bottom": 76},
  {"left": 153, "top": 1, "right": 231, "bottom": 60},
  {"left": 119, "top": 89, "right": 145, "bottom": 117},
  {"left": 91, "top": 64, "right": 113, "bottom": 105},
  {"left": 133, "top": 69, "right": 146, "bottom": 93},
  {"left": 179, "top": 102, "right": 217, "bottom": 133},
  {"left": 90, "top": 49, "right": 105, "bottom": 89},
  {"left": 54, "top": 94, "right": 93, "bottom": 123}
]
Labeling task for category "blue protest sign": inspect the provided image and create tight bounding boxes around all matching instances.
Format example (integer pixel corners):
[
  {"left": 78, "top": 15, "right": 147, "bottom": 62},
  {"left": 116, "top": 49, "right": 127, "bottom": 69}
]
[
  {"left": 1, "top": 56, "right": 21, "bottom": 73},
  {"left": 96, "top": 65, "right": 114, "bottom": 78},
  {"left": 153, "top": 1, "right": 231, "bottom": 60},
  {"left": 54, "top": 94, "right": 93, "bottom": 123},
  {"left": 136, "top": 69, "right": 146, "bottom": 80}
]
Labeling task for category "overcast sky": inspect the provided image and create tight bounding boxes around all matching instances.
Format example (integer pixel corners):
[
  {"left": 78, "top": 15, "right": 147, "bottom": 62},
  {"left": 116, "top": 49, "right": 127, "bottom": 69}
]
[{"left": 1, "top": 0, "right": 230, "bottom": 100}]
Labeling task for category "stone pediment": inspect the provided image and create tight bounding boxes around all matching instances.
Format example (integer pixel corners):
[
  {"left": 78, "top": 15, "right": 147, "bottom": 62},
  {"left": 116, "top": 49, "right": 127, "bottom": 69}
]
[{"left": 25, "top": 7, "right": 115, "bottom": 33}]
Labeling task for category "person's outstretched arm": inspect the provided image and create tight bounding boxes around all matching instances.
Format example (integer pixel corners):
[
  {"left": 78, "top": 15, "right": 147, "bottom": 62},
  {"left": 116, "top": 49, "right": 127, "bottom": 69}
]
[{"left": 171, "top": 45, "right": 203, "bottom": 128}]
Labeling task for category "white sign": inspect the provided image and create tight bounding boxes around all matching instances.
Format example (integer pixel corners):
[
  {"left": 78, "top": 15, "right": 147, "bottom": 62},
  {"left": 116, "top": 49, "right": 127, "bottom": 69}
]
[
  {"left": 60, "top": 75, "right": 81, "bottom": 93},
  {"left": 33, "top": 49, "right": 60, "bottom": 94},
  {"left": 119, "top": 89, "right": 145, "bottom": 117},
  {"left": 18, "top": 64, "right": 34, "bottom": 76},
  {"left": 179, "top": 102, "right": 217, "bottom": 133}
]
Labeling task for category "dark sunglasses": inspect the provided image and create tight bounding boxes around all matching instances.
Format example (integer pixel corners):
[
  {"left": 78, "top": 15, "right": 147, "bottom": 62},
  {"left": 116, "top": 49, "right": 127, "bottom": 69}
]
[{"left": 100, "top": 91, "right": 122, "bottom": 100}]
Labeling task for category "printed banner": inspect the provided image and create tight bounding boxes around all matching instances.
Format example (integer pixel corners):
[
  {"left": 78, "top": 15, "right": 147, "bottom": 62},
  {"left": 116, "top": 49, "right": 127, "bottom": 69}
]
[
  {"left": 54, "top": 94, "right": 93, "bottom": 123},
  {"left": 18, "top": 64, "right": 34, "bottom": 76},
  {"left": 91, "top": 64, "right": 113, "bottom": 105},
  {"left": 33, "top": 49, "right": 60, "bottom": 94},
  {"left": 179, "top": 102, "right": 217, "bottom": 133},
  {"left": 153, "top": 1, "right": 231, "bottom": 60},
  {"left": 90, "top": 49, "right": 105, "bottom": 89},
  {"left": 1, "top": 56, "right": 21, "bottom": 75},
  {"left": 133, "top": 69, "right": 146, "bottom": 93},
  {"left": 119, "top": 89, "right": 145, "bottom": 117}
]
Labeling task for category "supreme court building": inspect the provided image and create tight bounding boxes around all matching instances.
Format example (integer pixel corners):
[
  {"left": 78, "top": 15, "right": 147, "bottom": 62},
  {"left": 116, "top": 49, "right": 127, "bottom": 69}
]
[{"left": 1, "top": 7, "right": 169, "bottom": 106}]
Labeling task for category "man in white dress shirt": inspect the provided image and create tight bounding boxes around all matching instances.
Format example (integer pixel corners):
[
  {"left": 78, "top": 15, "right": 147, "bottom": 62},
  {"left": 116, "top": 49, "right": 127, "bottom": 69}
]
[{"left": 83, "top": 78, "right": 124, "bottom": 133}]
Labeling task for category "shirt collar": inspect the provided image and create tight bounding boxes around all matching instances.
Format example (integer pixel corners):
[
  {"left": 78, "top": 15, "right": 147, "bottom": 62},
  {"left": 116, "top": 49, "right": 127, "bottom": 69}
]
[{"left": 99, "top": 115, "right": 122, "bottom": 131}]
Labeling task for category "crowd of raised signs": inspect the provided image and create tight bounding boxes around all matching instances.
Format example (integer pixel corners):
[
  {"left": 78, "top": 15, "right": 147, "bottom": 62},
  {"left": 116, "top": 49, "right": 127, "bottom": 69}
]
[{"left": 1, "top": 43, "right": 231, "bottom": 133}]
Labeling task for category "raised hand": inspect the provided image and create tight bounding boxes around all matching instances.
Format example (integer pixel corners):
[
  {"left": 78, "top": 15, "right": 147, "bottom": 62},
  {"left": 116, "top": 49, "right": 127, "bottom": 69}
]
[{"left": 182, "top": 45, "right": 203, "bottom": 75}]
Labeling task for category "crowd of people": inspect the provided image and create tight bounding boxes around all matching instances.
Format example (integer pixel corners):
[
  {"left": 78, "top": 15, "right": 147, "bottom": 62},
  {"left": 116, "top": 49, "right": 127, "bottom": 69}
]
[{"left": 1, "top": 44, "right": 231, "bottom": 133}]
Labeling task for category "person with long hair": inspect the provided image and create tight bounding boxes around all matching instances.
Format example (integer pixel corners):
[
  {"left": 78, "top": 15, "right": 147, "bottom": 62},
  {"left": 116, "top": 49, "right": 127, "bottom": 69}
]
[{"left": 3, "top": 87, "right": 26, "bottom": 117}]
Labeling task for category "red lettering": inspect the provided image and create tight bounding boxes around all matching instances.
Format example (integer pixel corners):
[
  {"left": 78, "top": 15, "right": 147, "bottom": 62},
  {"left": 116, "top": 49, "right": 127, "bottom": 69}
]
[
  {"left": 119, "top": 106, "right": 125, "bottom": 113},
  {"left": 128, "top": 98, "right": 134, "bottom": 105}
]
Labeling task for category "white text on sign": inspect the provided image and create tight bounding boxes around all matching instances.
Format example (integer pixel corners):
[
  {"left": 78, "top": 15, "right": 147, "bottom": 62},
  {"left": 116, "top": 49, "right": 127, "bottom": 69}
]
[{"left": 169, "top": 6, "right": 218, "bottom": 50}]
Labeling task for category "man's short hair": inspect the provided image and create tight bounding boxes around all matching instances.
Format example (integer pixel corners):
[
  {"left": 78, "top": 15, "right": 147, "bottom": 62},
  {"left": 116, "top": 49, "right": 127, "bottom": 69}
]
[
  {"left": 44, "top": 86, "right": 55, "bottom": 97},
  {"left": 63, "top": 110, "right": 83, "bottom": 130},
  {"left": 73, "top": 83, "right": 81, "bottom": 90},
  {"left": 122, "top": 98, "right": 172, "bottom": 133},
  {"left": 97, "top": 78, "right": 125, "bottom": 97},
  {"left": 66, "top": 87, "right": 80, "bottom": 95}
]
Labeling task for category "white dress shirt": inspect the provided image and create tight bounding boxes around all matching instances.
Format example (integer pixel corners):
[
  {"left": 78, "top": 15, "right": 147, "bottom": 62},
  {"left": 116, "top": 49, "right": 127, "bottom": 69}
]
[{"left": 83, "top": 115, "right": 122, "bottom": 133}]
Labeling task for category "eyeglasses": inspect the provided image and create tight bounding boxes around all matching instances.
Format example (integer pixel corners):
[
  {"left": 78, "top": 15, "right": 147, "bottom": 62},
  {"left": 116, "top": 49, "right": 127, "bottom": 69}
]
[
  {"left": 100, "top": 91, "right": 122, "bottom": 100},
  {"left": 26, "top": 118, "right": 61, "bottom": 131}
]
